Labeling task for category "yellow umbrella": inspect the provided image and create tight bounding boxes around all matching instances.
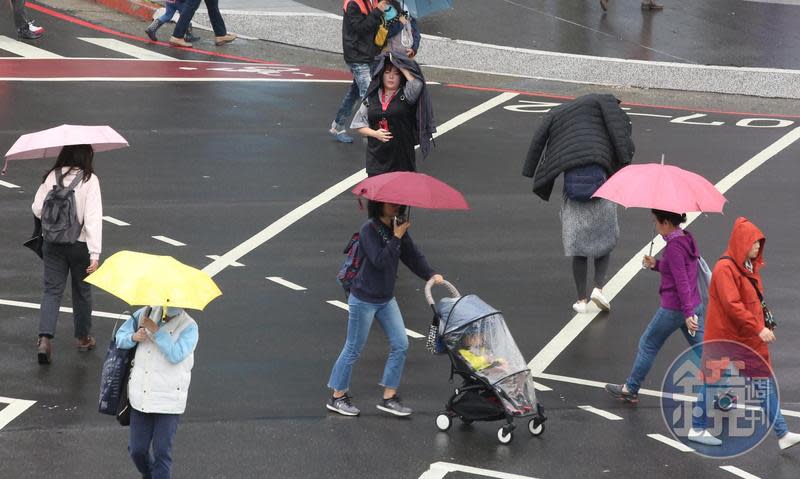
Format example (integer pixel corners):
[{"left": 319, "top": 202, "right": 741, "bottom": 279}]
[{"left": 85, "top": 251, "right": 222, "bottom": 310}]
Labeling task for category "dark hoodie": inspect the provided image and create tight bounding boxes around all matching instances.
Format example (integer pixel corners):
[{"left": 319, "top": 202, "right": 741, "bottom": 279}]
[{"left": 652, "top": 229, "right": 701, "bottom": 318}]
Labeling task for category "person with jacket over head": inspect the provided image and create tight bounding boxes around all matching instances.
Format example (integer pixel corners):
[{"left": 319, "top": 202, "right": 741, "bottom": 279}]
[
  {"left": 329, "top": 0, "right": 390, "bottom": 144},
  {"left": 116, "top": 306, "right": 199, "bottom": 479},
  {"left": 32, "top": 145, "right": 102, "bottom": 365},
  {"left": 327, "top": 200, "right": 444, "bottom": 417}
]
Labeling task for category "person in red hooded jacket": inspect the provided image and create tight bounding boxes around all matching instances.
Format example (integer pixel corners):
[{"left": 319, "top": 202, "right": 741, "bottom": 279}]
[{"left": 698, "top": 217, "right": 800, "bottom": 451}]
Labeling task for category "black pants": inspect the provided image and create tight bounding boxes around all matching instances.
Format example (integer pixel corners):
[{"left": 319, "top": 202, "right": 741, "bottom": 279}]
[
  {"left": 10, "top": 0, "right": 28, "bottom": 30},
  {"left": 40, "top": 241, "right": 93, "bottom": 338},
  {"left": 572, "top": 254, "right": 610, "bottom": 300}
]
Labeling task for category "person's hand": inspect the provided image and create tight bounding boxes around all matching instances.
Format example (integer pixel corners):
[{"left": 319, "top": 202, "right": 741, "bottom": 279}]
[
  {"left": 374, "top": 128, "right": 393, "bottom": 142},
  {"left": 685, "top": 315, "right": 699, "bottom": 333},
  {"left": 406, "top": 48, "right": 416, "bottom": 58},
  {"left": 759, "top": 327, "right": 776, "bottom": 344},
  {"left": 642, "top": 255, "right": 656, "bottom": 270},
  {"left": 86, "top": 260, "right": 100, "bottom": 274},
  {"left": 431, "top": 274, "right": 444, "bottom": 284},
  {"left": 142, "top": 318, "right": 159, "bottom": 334},
  {"left": 132, "top": 328, "right": 148, "bottom": 343},
  {"left": 393, "top": 217, "right": 411, "bottom": 239},
  {"left": 376, "top": 0, "right": 389, "bottom": 11}
]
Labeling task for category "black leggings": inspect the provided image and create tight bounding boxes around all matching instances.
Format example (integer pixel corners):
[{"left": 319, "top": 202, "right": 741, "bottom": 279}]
[{"left": 572, "top": 255, "right": 610, "bottom": 300}]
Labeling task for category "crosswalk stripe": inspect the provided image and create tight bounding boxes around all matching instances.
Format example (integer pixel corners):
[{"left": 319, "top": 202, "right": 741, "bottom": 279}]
[
  {"left": 0, "top": 35, "right": 62, "bottom": 58},
  {"left": 77, "top": 37, "right": 174, "bottom": 60}
]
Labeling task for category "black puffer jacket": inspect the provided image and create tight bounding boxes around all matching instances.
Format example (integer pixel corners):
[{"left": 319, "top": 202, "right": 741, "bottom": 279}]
[
  {"left": 522, "top": 94, "right": 635, "bottom": 201},
  {"left": 342, "top": 1, "right": 383, "bottom": 64}
]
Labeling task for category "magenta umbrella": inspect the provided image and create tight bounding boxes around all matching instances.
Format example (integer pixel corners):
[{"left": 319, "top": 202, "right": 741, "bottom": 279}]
[
  {"left": 3, "top": 124, "right": 129, "bottom": 174},
  {"left": 352, "top": 171, "right": 469, "bottom": 210}
]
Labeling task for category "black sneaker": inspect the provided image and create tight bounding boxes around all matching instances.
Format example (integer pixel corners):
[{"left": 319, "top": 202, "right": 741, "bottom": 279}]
[
  {"left": 377, "top": 395, "right": 412, "bottom": 416},
  {"left": 326, "top": 393, "right": 360, "bottom": 416},
  {"left": 605, "top": 383, "right": 639, "bottom": 404}
]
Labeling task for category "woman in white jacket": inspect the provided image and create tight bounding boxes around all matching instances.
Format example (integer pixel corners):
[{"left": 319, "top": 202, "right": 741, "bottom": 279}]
[
  {"left": 31, "top": 144, "right": 102, "bottom": 364},
  {"left": 116, "top": 306, "right": 199, "bottom": 479}
]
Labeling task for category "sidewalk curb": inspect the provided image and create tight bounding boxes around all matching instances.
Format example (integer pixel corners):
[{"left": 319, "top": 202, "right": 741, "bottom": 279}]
[{"left": 94, "top": 0, "right": 159, "bottom": 22}]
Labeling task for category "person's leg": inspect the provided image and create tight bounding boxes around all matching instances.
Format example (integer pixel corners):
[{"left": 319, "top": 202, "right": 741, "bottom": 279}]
[
  {"left": 332, "top": 63, "right": 371, "bottom": 132},
  {"left": 327, "top": 295, "right": 377, "bottom": 394},
  {"left": 593, "top": 254, "right": 610, "bottom": 288},
  {"left": 172, "top": 0, "right": 201, "bottom": 39},
  {"left": 626, "top": 308, "right": 683, "bottom": 393},
  {"left": 571, "top": 256, "right": 588, "bottom": 301},
  {"left": 68, "top": 242, "right": 93, "bottom": 341},
  {"left": 351, "top": 63, "right": 372, "bottom": 98},
  {"left": 129, "top": 409, "right": 155, "bottom": 477},
  {"left": 374, "top": 298, "right": 408, "bottom": 395},
  {"left": 150, "top": 414, "right": 180, "bottom": 479},
  {"left": 202, "top": 0, "right": 227, "bottom": 36},
  {"left": 158, "top": 4, "right": 178, "bottom": 23},
  {"left": 39, "top": 243, "right": 69, "bottom": 338},
  {"left": 10, "top": 0, "right": 27, "bottom": 29}
]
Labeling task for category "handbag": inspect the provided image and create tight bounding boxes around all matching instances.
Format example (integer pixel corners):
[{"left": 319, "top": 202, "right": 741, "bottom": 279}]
[
  {"left": 98, "top": 310, "right": 144, "bottom": 426},
  {"left": 374, "top": 17, "right": 388, "bottom": 47}
]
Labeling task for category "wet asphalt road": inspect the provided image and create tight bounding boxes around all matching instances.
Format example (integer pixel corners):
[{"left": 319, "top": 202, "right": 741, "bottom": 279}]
[{"left": 1, "top": 4, "right": 800, "bottom": 479}]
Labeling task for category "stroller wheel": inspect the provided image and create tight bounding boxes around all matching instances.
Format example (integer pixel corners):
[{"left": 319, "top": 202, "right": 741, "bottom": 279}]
[
  {"left": 528, "top": 418, "right": 545, "bottom": 436},
  {"left": 435, "top": 413, "right": 452, "bottom": 432},
  {"left": 497, "top": 426, "right": 513, "bottom": 444}
]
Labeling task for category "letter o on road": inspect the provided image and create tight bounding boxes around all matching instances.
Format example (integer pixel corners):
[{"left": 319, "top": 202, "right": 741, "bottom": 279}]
[{"left": 736, "top": 118, "right": 794, "bottom": 128}]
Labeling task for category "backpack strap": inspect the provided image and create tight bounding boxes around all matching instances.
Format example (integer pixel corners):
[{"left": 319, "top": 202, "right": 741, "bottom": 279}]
[
  {"left": 720, "top": 255, "right": 764, "bottom": 301},
  {"left": 65, "top": 170, "right": 84, "bottom": 192}
]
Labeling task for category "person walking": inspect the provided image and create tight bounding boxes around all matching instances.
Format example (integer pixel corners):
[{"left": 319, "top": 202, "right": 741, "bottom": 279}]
[
  {"left": 382, "top": 0, "right": 421, "bottom": 58},
  {"left": 145, "top": 0, "right": 199, "bottom": 43},
  {"left": 600, "top": 0, "right": 663, "bottom": 11},
  {"left": 32, "top": 145, "right": 102, "bottom": 365},
  {"left": 116, "top": 306, "right": 199, "bottom": 479},
  {"left": 522, "top": 93, "right": 634, "bottom": 313},
  {"left": 605, "top": 210, "right": 705, "bottom": 412},
  {"left": 9, "top": 0, "right": 43, "bottom": 40},
  {"left": 695, "top": 217, "right": 800, "bottom": 450},
  {"left": 329, "top": 0, "right": 389, "bottom": 144},
  {"left": 327, "top": 200, "right": 444, "bottom": 417},
  {"left": 168, "top": 0, "right": 236, "bottom": 48}
]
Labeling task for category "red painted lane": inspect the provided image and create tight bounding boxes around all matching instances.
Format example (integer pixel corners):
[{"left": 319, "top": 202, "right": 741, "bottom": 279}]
[{"left": 0, "top": 58, "right": 353, "bottom": 81}]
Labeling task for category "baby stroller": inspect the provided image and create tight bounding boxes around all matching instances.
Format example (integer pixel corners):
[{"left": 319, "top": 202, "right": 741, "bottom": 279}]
[{"left": 425, "top": 279, "right": 546, "bottom": 444}]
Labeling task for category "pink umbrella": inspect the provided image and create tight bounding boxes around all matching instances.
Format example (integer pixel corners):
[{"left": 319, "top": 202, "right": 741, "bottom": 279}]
[
  {"left": 3, "top": 124, "right": 129, "bottom": 174},
  {"left": 592, "top": 161, "right": 726, "bottom": 213},
  {"left": 352, "top": 172, "right": 469, "bottom": 210}
]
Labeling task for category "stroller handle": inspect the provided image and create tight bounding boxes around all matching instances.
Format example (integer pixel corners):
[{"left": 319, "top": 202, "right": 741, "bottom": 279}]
[{"left": 425, "top": 278, "right": 460, "bottom": 307}]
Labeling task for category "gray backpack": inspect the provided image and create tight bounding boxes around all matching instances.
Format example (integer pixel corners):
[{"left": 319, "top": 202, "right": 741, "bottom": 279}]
[{"left": 41, "top": 169, "right": 84, "bottom": 244}]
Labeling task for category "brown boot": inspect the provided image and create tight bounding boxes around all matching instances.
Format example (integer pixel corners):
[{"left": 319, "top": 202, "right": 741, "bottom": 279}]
[
  {"left": 214, "top": 33, "right": 237, "bottom": 46},
  {"left": 37, "top": 336, "right": 52, "bottom": 365},
  {"left": 641, "top": 1, "right": 664, "bottom": 10},
  {"left": 168, "top": 36, "right": 193, "bottom": 48},
  {"left": 76, "top": 335, "right": 96, "bottom": 352}
]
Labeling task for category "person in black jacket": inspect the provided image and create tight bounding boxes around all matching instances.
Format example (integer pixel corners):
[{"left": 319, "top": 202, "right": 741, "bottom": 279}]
[{"left": 329, "top": 0, "right": 389, "bottom": 144}]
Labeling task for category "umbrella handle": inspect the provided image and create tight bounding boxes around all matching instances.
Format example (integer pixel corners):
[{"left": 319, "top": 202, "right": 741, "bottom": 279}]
[{"left": 425, "top": 278, "right": 460, "bottom": 307}]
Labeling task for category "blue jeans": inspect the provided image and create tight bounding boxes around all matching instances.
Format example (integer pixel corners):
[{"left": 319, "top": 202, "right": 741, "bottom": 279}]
[
  {"left": 129, "top": 409, "right": 181, "bottom": 479},
  {"left": 328, "top": 294, "right": 409, "bottom": 391},
  {"left": 333, "top": 63, "right": 372, "bottom": 129},
  {"left": 157, "top": 1, "right": 184, "bottom": 24},
  {"left": 696, "top": 377, "right": 788, "bottom": 438},
  {"left": 173, "top": 0, "right": 227, "bottom": 38}
]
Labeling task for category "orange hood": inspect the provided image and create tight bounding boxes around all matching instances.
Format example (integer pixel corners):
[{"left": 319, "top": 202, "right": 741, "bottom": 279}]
[{"left": 723, "top": 217, "right": 766, "bottom": 285}]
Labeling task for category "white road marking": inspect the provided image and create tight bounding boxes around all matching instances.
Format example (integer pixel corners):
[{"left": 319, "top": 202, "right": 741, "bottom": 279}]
[
  {"left": 719, "top": 466, "right": 762, "bottom": 479},
  {"left": 326, "top": 300, "right": 425, "bottom": 339},
  {"left": 102, "top": 216, "right": 129, "bottom": 226},
  {"left": 0, "top": 298, "right": 127, "bottom": 319},
  {"left": 0, "top": 397, "right": 36, "bottom": 430},
  {"left": 528, "top": 126, "right": 800, "bottom": 375},
  {"left": 578, "top": 405, "right": 623, "bottom": 421},
  {"left": 205, "top": 255, "right": 244, "bottom": 267},
  {"left": 745, "top": 0, "right": 800, "bottom": 5},
  {"left": 202, "top": 92, "right": 518, "bottom": 278},
  {"left": 0, "top": 179, "right": 20, "bottom": 188},
  {"left": 0, "top": 36, "right": 62, "bottom": 58},
  {"left": 152, "top": 235, "right": 186, "bottom": 246},
  {"left": 533, "top": 382, "right": 552, "bottom": 392},
  {"left": 419, "top": 462, "right": 538, "bottom": 479},
  {"left": 647, "top": 433, "right": 695, "bottom": 452},
  {"left": 77, "top": 37, "right": 174, "bottom": 60},
  {"left": 627, "top": 112, "right": 673, "bottom": 118},
  {"left": 266, "top": 276, "right": 307, "bottom": 291}
]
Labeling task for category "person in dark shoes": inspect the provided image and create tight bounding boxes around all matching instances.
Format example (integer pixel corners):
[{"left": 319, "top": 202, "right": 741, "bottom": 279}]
[
  {"left": 31, "top": 145, "right": 103, "bottom": 364},
  {"left": 600, "top": 0, "right": 663, "bottom": 11},
  {"left": 606, "top": 210, "right": 705, "bottom": 407},
  {"left": 10, "top": 0, "right": 42, "bottom": 40},
  {"left": 145, "top": 0, "right": 199, "bottom": 43},
  {"left": 168, "top": 0, "right": 236, "bottom": 48},
  {"left": 327, "top": 200, "right": 444, "bottom": 417}
]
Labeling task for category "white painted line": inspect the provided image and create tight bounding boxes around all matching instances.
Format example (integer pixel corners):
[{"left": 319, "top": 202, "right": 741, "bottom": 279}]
[
  {"left": 626, "top": 112, "right": 673, "bottom": 119},
  {"left": 205, "top": 255, "right": 244, "bottom": 267},
  {"left": 266, "top": 276, "right": 307, "bottom": 291},
  {"left": 529, "top": 126, "right": 800, "bottom": 376},
  {"left": 77, "top": 37, "right": 174, "bottom": 60},
  {"left": 0, "top": 36, "right": 62, "bottom": 58},
  {"left": 533, "top": 382, "right": 552, "bottom": 392},
  {"left": 647, "top": 433, "right": 695, "bottom": 452},
  {"left": 102, "top": 216, "right": 129, "bottom": 226},
  {"left": 419, "top": 462, "right": 538, "bottom": 479},
  {"left": 326, "top": 300, "right": 425, "bottom": 339},
  {"left": 152, "top": 235, "right": 186, "bottom": 246},
  {"left": 720, "top": 466, "right": 762, "bottom": 479},
  {"left": 0, "top": 298, "right": 128, "bottom": 319},
  {"left": 0, "top": 179, "right": 20, "bottom": 188},
  {"left": 0, "top": 397, "right": 37, "bottom": 430},
  {"left": 578, "top": 405, "right": 623, "bottom": 421},
  {"left": 202, "top": 92, "right": 517, "bottom": 278},
  {"left": 405, "top": 329, "right": 425, "bottom": 339},
  {"left": 0, "top": 77, "right": 353, "bottom": 83}
]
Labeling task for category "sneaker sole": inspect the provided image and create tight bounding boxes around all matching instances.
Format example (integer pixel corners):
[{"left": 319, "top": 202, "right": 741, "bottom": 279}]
[
  {"left": 376, "top": 405, "right": 412, "bottom": 417},
  {"left": 326, "top": 403, "right": 359, "bottom": 416},
  {"left": 591, "top": 297, "right": 611, "bottom": 311},
  {"left": 37, "top": 352, "right": 50, "bottom": 364}
]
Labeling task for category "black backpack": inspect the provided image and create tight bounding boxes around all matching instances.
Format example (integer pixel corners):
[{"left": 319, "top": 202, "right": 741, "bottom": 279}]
[{"left": 41, "top": 169, "right": 84, "bottom": 244}]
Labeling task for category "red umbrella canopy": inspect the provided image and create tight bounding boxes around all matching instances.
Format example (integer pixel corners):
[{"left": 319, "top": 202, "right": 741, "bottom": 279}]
[
  {"left": 592, "top": 163, "right": 726, "bottom": 214},
  {"left": 352, "top": 172, "right": 469, "bottom": 210}
]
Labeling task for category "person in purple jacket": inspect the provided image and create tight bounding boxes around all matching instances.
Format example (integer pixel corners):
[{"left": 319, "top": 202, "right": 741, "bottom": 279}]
[
  {"left": 327, "top": 200, "right": 444, "bottom": 417},
  {"left": 605, "top": 209, "right": 705, "bottom": 405}
]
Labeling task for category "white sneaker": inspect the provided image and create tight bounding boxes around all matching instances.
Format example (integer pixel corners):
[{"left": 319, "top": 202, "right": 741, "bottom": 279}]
[
  {"left": 779, "top": 431, "right": 800, "bottom": 450},
  {"left": 687, "top": 428, "right": 722, "bottom": 446},
  {"left": 590, "top": 288, "right": 611, "bottom": 311},
  {"left": 572, "top": 301, "right": 588, "bottom": 314}
]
